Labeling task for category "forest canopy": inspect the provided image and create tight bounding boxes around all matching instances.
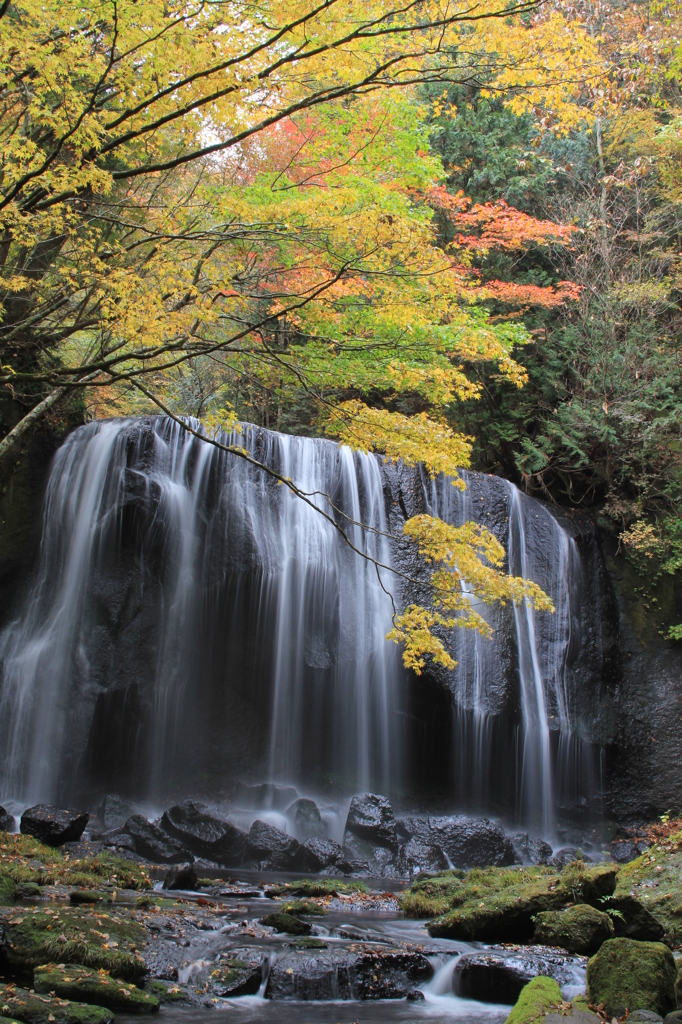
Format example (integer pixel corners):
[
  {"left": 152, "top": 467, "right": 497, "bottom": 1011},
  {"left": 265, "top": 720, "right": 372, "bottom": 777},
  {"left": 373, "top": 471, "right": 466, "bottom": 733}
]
[{"left": 1, "top": 0, "right": 680, "bottom": 661}]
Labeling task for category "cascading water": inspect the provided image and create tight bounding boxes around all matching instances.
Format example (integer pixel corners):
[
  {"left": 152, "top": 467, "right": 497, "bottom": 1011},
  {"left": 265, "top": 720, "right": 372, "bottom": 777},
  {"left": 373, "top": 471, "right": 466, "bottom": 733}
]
[
  {"left": 0, "top": 416, "right": 602, "bottom": 825},
  {"left": 426, "top": 471, "right": 586, "bottom": 833},
  {"left": 0, "top": 417, "right": 403, "bottom": 804}
]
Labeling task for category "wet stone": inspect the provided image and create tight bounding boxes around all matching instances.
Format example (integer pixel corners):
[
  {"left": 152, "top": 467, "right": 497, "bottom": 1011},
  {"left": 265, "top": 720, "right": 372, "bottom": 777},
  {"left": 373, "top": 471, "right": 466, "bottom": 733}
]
[
  {"left": 0, "top": 983, "right": 113, "bottom": 1024},
  {"left": 292, "top": 837, "right": 347, "bottom": 872},
  {"left": 20, "top": 806, "right": 89, "bottom": 847},
  {"left": 160, "top": 801, "right": 247, "bottom": 865},
  {"left": 109, "top": 815, "right": 189, "bottom": 863},
  {"left": 396, "top": 836, "right": 448, "bottom": 876},
  {"left": 0, "top": 808, "right": 15, "bottom": 833},
  {"left": 246, "top": 820, "right": 299, "bottom": 869},
  {"left": 162, "top": 863, "right": 198, "bottom": 891},
  {"left": 344, "top": 793, "right": 398, "bottom": 850},
  {"left": 265, "top": 946, "right": 433, "bottom": 1000},
  {"left": 286, "top": 798, "right": 325, "bottom": 840},
  {"left": 33, "top": 964, "right": 159, "bottom": 1014},
  {"left": 453, "top": 945, "right": 587, "bottom": 1004},
  {"left": 206, "top": 949, "right": 264, "bottom": 996}
]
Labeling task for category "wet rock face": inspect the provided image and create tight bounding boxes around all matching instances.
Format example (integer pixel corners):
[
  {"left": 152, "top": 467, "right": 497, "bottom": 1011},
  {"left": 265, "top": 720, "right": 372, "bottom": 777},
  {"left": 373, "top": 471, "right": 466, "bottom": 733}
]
[
  {"left": 265, "top": 946, "right": 433, "bottom": 1000},
  {"left": 162, "top": 863, "right": 197, "bottom": 891},
  {"left": 396, "top": 836, "right": 449, "bottom": 876},
  {"left": 454, "top": 946, "right": 586, "bottom": 1004},
  {"left": 246, "top": 819, "right": 299, "bottom": 869},
  {"left": 287, "top": 798, "right": 325, "bottom": 840},
  {"left": 612, "top": 840, "right": 651, "bottom": 864},
  {"left": 206, "top": 949, "right": 264, "bottom": 997},
  {"left": 292, "top": 837, "right": 347, "bottom": 873},
  {"left": 107, "top": 815, "right": 189, "bottom": 863},
  {"left": 20, "top": 805, "right": 88, "bottom": 846},
  {"left": 0, "top": 806, "right": 14, "bottom": 832},
  {"left": 510, "top": 832, "right": 553, "bottom": 866},
  {"left": 344, "top": 793, "right": 398, "bottom": 851},
  {"left": 160, "top": 801, "right": 247, "bottom": 865},
  {"left": 398, "top": 815, "right": 516, "bottom": 869}
]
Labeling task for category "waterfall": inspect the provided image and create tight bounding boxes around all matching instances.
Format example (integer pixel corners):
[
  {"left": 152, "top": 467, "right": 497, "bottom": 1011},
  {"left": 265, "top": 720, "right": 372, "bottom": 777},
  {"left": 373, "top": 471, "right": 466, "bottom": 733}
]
[
  {"left": 0, "top": 417, "right": 402, "bottom": 804},
  {"left": 427, "top": 472, "right": 583, "bottom": 832}
]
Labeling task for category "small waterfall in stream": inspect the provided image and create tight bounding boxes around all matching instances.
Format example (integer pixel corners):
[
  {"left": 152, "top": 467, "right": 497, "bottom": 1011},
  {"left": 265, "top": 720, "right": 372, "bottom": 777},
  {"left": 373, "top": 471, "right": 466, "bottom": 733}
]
[{"left": 0, "top": 417, "right": 602, "bottom": 825}]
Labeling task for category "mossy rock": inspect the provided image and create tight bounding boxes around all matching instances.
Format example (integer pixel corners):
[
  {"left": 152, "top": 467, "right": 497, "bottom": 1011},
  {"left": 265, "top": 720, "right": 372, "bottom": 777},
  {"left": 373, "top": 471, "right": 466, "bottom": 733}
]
[
  {"left": 505, "top": 976, "right": 562, "bottom": 1024},
  {"left": 146, "top": 982, "right": 188, "bottom": 1004},
  {"left": 534, "top": 904, "right": 614, "bottom": 955},
  {"left": 418, "top": 863, "right": 617, "bottom": 942},
  {"left": 34, "top": 964, "right": 159, "bottom": 1014},
  {"left": 280, "top": 900, "right": 326, "bottom": 917},
  {"left": 587, "top": 937, "right": 677, "bottom": 1017},
  {"left": 615, "top": 847, "right": 682, "bottom": 944},
  {"left": 0, "top": 983, "right": 113, "bottom": 1024},
  {"left": 267, "top": 878, "right": 368, "bottom": 898},
  {"left": 0, "top": 1016, "right": 24, "bottom": 1024},
  {"left": 0, "top": 906, "right": 148, "bottom": 980},
  {"left": 261, "top": 912, "right": 311, "bottom": 935},
  {"left": 15, "top": 884, "right": 43, "bottom": 900},
  {"left": 290, "top": 937, "right": 328, "bottom": 949},
  {"left": 0, "top": 835, "right": 151, "bottom": 893},
  {"left": 675, "top": 965, "right": 682, "bottom": 1009},
  {"left": 208, "top": 952, "right": 263, "bottom": 997}
]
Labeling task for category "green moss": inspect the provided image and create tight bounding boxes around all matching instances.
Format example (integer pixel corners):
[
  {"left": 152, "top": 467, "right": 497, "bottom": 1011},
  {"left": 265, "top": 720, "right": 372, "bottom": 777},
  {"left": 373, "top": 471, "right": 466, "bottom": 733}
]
[
  {"left": 261, "top": 911, "right": 311, "bottom": 935},
  {"left": 0, "top": 983, "right": 113, "bottom": 1024},
  {"left": 280, "top": 900, "right": 326, "bottom": 917},
  {"left": 404, "top": 863, "right": 618, "bottom": 943},
  {"left": 534, "top": 904, "right": 615, "bottom": 955},
  {"left": 290, "top": 937, "right": 328, "bottom": 949},
  {"left": 505, "top": 976, "right": 563, "bottom": 1024},
  {"left": 0, "top": 836, "right": 150, "bottom": 892},
  {"left": 15, "top": 884, "right": 42, "bottom": 900},
  {"left": 615, "top": 844, "right": 682, "bottom": 943},
  {"left": 0, "top": 1016, "right": 24, "bottom": 1024},
  {"left": 1, "top": 906, "right": 148, "bottom": 980},
  {"left": 69, "top": 892, "right": 111, "bottom": 905},
  {"left": 586, "top": 937, "right": 677, "bottom": 1017},
  {"left": 34, "top": 964, "right": 159, "bottom": 1014},
  {"left": 146, "top": 982, "right": 188, "bottom": 1004},
  {"left": 267, "top": 878, "right": 369, "bottom": 898},
  {"left": 0, "top": 874, "right": 17, "bottom": 902}
]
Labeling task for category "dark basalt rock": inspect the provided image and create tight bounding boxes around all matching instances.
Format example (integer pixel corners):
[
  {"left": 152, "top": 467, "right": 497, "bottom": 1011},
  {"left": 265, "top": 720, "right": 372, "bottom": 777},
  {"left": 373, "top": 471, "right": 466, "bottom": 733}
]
[
  {"left": 236, "top": 782, "right": 299, "bottom": 810},
  {"left": 551, "top": 847, "right": 591, "bottom": 870},
  {"left": 20, "top": 804, "right": 89, "bottom": 846},
  {"left": 608, "top": 894, "right": 665, "bottom": 941},
  {"left": 262, "top": 912, "right": 311, "bottom": 935},
  {"left": 341, "top": 832, "right": 396, "bottom": 875},
  {"left": 207, "top": 949, "right": 264, "bottom": 996},
  {"left": 162, "top": 862, "right": 198, "bottom": 891},
  {"left": 344, "top": 793, "right": 398, "bottom": 850},
  {"left": 292, "top": 837, "right": 347, "bottom": 872},
  {"left": 0, "top": 806, "right": 14, "bottom": 832},
  {"left": 454, "top": 946, "right": 587, "bottom": 1004},
  {"left": 97, "top": 795, "right": 136, "bottom": 832},
  {"left": 399, "top": 815, "right": 515, "bottom": 869},
  {"left": 612, "top": 840, "right": 650, "bottom": 864},
  {"left": 286, "top": 798, "right": 325, "bottom": 840},
  {"left": 265, "top": 946, "right": 433, "bottom": 1000},
  {"left": 160, "top": 800, "right": 247, "bottom": 865},
  {"left": 112, "top": 815, "right": 190, "bottom": 863},
  {"left": 247, "top": 819, "right": 299, "bottom": 868},
  {"left": 510, "top": 832, "right": 553, "bottom": 866},
  {"left": 396, "top": 837, "right": 449, "bottom": 876}
]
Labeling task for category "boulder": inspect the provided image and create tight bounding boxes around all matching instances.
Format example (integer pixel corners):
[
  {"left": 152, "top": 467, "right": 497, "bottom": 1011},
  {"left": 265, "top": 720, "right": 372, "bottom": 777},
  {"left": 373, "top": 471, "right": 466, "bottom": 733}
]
[
  {"left": 206, "top": 949, "right": 264, "bottom": 996},
  {"left": 506, "top": 976, "right": 563, "bottom": 1024},
  {"left": 261, "top": 912, "right": 311, "bottom": 935},
  {"left": 344, "top": 794, "right": 398, "bottom": 850},
  {"left": 33, "top": 964, "right": 159, "bottom": 1014},
  {"left": 264, "top": 946, "right": 432, "bottom": 1000},
  {"left": 20, "top": 805, "right": 89, "bottom": 847},
  {"left": 292, "top": 837, "right": 347, "bottom": 873},
  {"left": 0, "top": 984, "right": 113, "bottom": 1024},
  {"left": 247, "top": 820, "right": 299, "bottom": 868},
  {"left": 396, "top": 837, "right": 448, "bottom": 877},
  {"left": 534, "top": 904, "right": 615, "bottom": 955},
  {"left": 286, "top": 799, "right": 325, "bottom": 840},
  {"left": 400, "top": 815, "right": 515, "bottom": 869},
  {"left": 551, "top": 848, "right": 592, "bottom": 870},
  {"left": 0, "top": 807, "right": 15, "bottom": 833},
  {"left": 453, "top": 946, "right": 586, "bottom": 1004},
  {"left": 162, "top": 863, "right": 198, "bottom": 891},
  {"left": 664, "top": 1014, "right": 682, "bottom": 1024},
  {"left": 160, "top": 801, "right": 247, "bottom": 864},
  {"left": 98, "top": 795, "right": 135, "bottom": 832},
  {"left": 612, "top": 840, "right": 650, "bottom": 864},
  {"left": 608, "top": 895, "right": 665, "bottom": 942},
  {"left": 586, "top": 938, "right": 677, "bottom": 1017},
  {"left": 510, "top": 832, "right": 553, "bottom": 866},
  {"left": 341, "top": 832, "right": 395, "bottom": 875},
  {"left": 628, "top": 1014, "right": 664, "bottom": 1024},
  {"left": 114, "top": 815, "right": 189, "bottom": 863}
]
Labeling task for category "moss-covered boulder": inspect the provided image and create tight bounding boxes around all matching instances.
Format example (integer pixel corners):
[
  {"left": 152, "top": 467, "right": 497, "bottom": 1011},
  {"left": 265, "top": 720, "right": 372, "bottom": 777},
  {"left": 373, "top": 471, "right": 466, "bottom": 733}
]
[
  {"left": 68, "top": 892, "right": 111, "bottom": 906},
  {"left": 533, "top": 904, "right": 614, "bottom": 955},
  {"left": 505, "top": 976, "right": 562, "bottom": 1024},
  {"left": 0, "top": 875, "right": 16, "bottom": 902},
  {"left": 280, "top": 900, "right": 326, "bottom": 917},
  {"left": 207, "top": 950, "right": 264, "bottom": 997},
  {"left": 615, "top": 848, "right": 682, "bottom": 943},
  {"left": 34, "top": 964, "right": 158, "bottom": 1013},
  {"left": 0, "top": 906, "right": 148, "bottom": 980},
  {"left": 261, "top": 912, "right": 311, "bottom": 935},
  {"left": 408, "top": 863, "right": 617, "bottom": 943},
  {"left": 0, "top": 983, "right": 113, "bottom": 1024},
  {"left": 146, "top": 982, "right": 188, "bottom": 1004},
  {"left": 586, "top": 938, "right": 677, "bottom": 1017}
]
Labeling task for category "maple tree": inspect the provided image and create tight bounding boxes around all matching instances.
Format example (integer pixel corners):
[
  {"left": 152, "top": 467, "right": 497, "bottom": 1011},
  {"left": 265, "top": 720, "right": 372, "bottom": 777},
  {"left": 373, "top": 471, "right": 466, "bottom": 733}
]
[{"left": 0, "top": 0, "right": 615, "bottom": 669}]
